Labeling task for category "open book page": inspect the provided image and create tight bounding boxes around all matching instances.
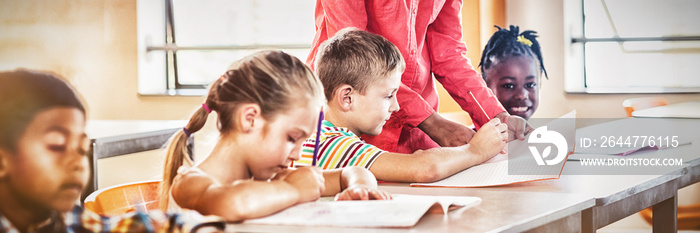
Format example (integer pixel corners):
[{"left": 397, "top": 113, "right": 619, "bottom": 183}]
[
  {"left": 411, "top": 111, "right": 576, "bottom": 188},
  {"left": 410, "top": 155, "right": 558, "bottom": 188},
  {"left": 243, "top": 194, "right": 480, "bottom": 228},
  {"left": 391, "top": 194, "right": 482, "bottom": 213}
]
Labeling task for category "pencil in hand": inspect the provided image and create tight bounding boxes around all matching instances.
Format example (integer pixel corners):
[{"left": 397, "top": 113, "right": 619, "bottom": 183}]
[
  {"left": 468, "top": 91, "right": 491, "bottom": 120},
  {"left": 312, "top": 107, "right": 324, "bottom": 166}
]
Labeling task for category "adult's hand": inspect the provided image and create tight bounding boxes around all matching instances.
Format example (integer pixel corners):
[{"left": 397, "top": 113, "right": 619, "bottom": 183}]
[
  {"left": 417, "top": 112, "right": 476, "bottom": 147},
  {"left": 494, "top": 112, "right": 534, "bottom": 142}
]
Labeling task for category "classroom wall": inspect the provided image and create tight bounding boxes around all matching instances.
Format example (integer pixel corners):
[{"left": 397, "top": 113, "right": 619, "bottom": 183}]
[
  {"left": 505, "top": 0, "right": 700, "bottom": 119},
  {"left": 0, "top": 0, "right": 202, "bottom": 121},
  {"left": 1, "top": 0, "right": 697, "bottom": 121},
  {"left": 0, "top": 0, "right": 485, "bottom": 120}
]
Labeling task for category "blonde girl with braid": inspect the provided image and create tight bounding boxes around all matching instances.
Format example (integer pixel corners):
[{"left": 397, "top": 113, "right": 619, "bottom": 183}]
[{"left": 159, "top": 50, "right": 391, "bottom": 221}]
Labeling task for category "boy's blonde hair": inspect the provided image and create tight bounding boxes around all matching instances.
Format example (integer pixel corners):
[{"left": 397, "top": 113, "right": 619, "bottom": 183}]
[
  {"left": 315, "top": 28, "right": 405, "bottom": 101},
  {"left": 160, "top": 50, "right": 324, "bottom": 210}
]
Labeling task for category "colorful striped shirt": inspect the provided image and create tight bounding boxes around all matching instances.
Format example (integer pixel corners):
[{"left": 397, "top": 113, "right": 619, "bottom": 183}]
[{"left": 297, "top": 120, "right": 385, "bottom": 169}]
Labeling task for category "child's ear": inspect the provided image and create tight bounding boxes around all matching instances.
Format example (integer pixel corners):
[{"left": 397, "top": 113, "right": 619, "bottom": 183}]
[
  {"left": 236, "top": 103, "right": 263, "bottom": 134},
  {"left": 0, "top": 149, "right": 9, "bottom": 178},
  {"left": 334, "top": 84, "right": 354, "bottom": 111}
]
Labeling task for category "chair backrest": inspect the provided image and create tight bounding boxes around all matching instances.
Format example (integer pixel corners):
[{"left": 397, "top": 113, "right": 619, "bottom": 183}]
[
  {"left": 84, "top": 180, "right": 161, "bottom": 216},
  {"left": 622, "top": 97, "right": 669, "bottom": 117}
]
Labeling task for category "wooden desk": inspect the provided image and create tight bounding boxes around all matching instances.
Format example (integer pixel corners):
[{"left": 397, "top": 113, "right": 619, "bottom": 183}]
[
  {"left": 228, "top": 187, "right": 594, "bottom": 232},
  {"left": 681, "top": 157, "right": 700, "bottom": 189},
  {"left": 495, "top": 117, "right": 700, "bottom": 232},
  {"left": 229, "top": 117, "right": 698, "bottom": 232},
  {"left": 624, "top": 108, "right": 700, "bottom": 188},
  {"left": 82, "top": 120, "right": 186, "bottom": 200},
  {"left": 475, "top": 173, "right": 681, "bottom": 232},
  {"left": 632, "top": 101, "right": 700, "bottom": 118},
  {"left": 572, "top": 117, "right": 700, "bottom": 182}
]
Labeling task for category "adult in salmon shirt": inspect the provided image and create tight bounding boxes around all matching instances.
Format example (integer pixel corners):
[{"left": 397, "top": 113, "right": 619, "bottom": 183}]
[{"left": 306, "top": 0, "right": 533, "bottom": 153}]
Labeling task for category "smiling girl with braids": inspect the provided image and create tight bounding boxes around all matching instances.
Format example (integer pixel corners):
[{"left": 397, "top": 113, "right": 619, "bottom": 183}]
[{"left": 480, "top": 25, "right": 548, "bottom": 120}]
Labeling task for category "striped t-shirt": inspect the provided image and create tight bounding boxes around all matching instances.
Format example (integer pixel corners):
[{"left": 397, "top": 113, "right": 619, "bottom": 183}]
[{"left": 297, "top": 120, "right": 385, "bottom": 169}]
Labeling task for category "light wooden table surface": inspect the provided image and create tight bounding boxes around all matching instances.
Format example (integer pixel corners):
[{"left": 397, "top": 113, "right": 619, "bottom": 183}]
[{"left": 228, "top": 186, "right": 595, "bottom": 233}]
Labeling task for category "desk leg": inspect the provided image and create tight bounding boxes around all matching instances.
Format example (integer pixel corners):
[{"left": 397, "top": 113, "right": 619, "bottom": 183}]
[
  {"left": 652, "top": 194, "right": 677, "bottom": 233},
  {"left": 582, "top": 207, "right": 595, "bottom": 233}
]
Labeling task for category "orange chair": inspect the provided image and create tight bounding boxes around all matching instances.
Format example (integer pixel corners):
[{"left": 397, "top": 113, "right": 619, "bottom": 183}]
[
  {"left": 622, "top": 97, "right": 669, "bottom": 117},
  {"left": 84, "top": 180, "right": 161, "bottom": 216},
  {"left": 640, "top": 204, "right": 700, "bottom": 230}
]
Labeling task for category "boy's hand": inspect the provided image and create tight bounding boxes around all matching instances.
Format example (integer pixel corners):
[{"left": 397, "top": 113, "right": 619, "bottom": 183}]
[
  {"left": 283, "top": 166, "right": 325, "bottom": 203},
  {"left": 334, "top": 185, "right": 393, "bottom": 201},
  {"left": 467, "top": 118, "right": 508, "bottom": 157},
  {"left": 495, "top": 112, "right": 534, "bottom": 141},
  {"left": 507, "top": 115, "right": 534, "bottom": 142}
]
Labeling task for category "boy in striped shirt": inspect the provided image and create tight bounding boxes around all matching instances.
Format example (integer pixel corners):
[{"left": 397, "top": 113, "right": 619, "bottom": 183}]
[{"left": 297, "top": 28, "right": 509, "bottom": 182}]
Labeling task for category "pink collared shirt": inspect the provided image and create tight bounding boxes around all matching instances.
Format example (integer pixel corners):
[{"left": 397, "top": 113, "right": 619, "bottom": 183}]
[{"left": 307, "top": 0, "right": 505, "bottom": 153}]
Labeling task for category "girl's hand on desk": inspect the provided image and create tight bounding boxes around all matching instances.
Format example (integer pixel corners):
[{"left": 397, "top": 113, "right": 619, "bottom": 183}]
[
  {"left": 334, "top": 185, "right": 393, "bottom": 201},
  {"left": 283, "top": 166, "right": 326, "bottom": 203}
]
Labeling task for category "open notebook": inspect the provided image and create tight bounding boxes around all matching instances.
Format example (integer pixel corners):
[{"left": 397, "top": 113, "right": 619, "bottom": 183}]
[
  {"left": 411, "top": 111, "right": 576, "bottom": 188},
  {"left": 243, "top": 194, "right": 481, "bottom": 228}
]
